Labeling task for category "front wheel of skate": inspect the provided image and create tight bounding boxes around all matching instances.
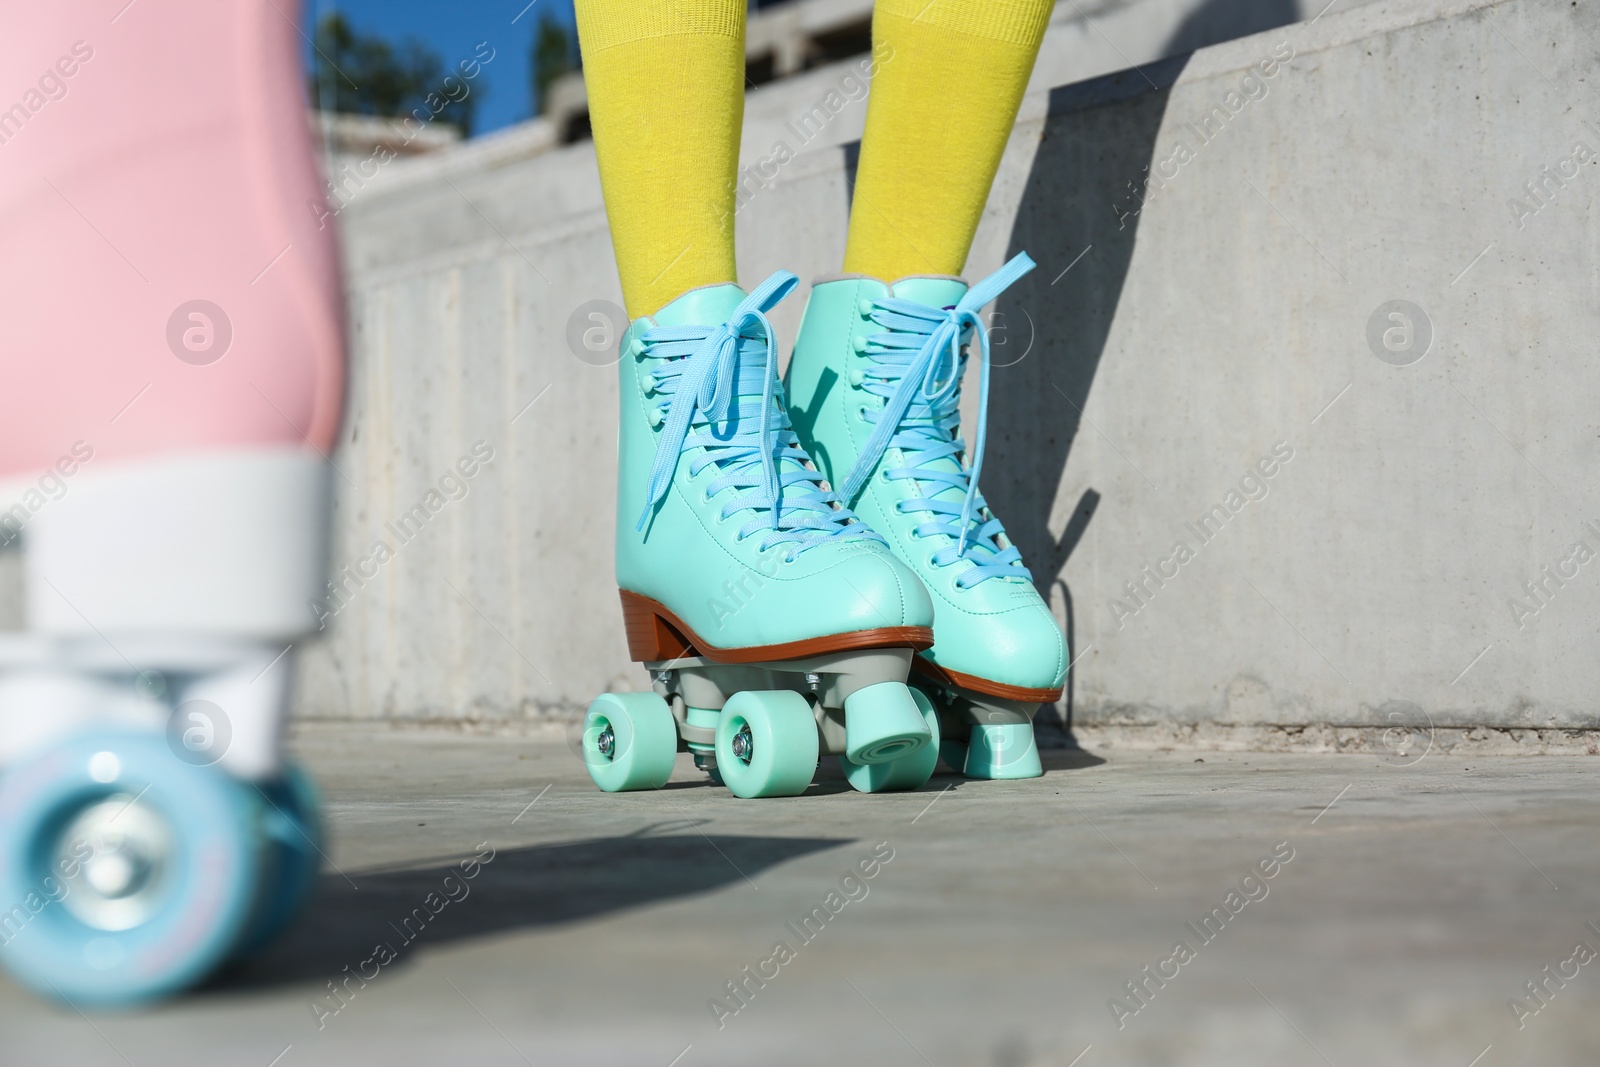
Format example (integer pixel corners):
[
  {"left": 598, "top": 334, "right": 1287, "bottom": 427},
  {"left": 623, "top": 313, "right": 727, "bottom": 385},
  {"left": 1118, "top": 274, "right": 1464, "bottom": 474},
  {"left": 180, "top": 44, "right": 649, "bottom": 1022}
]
[
  {"left": 962, "top": 723, "right": 1043, "bottom": 780},
  {"left": 716, "top": 691, "right": 818, "bottom": 799},
  {"left": 843, "top": 681, "right": 932, "bottom": 765},
  {"left": 583, "top": 693, "right": 678, "bottom": 792},
  {"left": 0, "top": 731, "right": 263, "bottom": 1007},
  {"left": 840, "top": 687, "right": 941, "bottom": 793}
]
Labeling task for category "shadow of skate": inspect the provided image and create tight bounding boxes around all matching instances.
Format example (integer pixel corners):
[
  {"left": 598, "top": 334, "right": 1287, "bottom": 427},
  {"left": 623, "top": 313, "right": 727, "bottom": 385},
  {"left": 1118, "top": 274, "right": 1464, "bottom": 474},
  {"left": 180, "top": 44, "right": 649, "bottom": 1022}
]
[
  {"left": 211, "top": 829, "right": 846, "bottom": 992},
  {"left": 808, "top": 756, "right": 977, "bottom": 795},
  {"left": 987, "top": 55, "right": 1189, "bottom": 746},
  {"left": 1039, "top": 749, "right": 1107, "bottom": 773}
]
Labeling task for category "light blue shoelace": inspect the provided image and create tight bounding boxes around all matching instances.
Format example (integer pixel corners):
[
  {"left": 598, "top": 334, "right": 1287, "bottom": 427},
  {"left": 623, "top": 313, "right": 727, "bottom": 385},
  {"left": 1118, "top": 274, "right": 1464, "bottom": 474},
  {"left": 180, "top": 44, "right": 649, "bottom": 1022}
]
[
  {"left": 636, "top": 271, "right": 886, "bottom": 560},
  {"left": 838, "top": 252, "right": 1036, "bottom": 589}
]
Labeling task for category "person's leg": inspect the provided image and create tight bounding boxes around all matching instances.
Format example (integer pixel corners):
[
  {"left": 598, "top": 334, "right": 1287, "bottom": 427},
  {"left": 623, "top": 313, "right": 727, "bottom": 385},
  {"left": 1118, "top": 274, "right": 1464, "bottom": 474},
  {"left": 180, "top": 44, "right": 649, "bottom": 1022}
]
[
  {"left": 843, "top": 0, "right": 1055, "bottom": 279},
  {"left": 786, "top": 0, "right": 1061, "bottom": 781},
  {"left": 574, "top": 0, "right": 746, "bottom": 318}
]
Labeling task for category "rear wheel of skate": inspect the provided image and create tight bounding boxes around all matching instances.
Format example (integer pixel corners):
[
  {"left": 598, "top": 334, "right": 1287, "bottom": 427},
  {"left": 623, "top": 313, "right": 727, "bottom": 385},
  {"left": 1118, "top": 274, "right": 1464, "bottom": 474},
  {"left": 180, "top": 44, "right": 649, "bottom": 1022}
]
[
  {"left": 843, "top": 681, "right": 932, "bottom": 765},
  {"left": 693, "top": 752, "right": 724, "bottom": 787},
  {"left": 231, "top": 764, "right": 323, "bottom": 959},
  {"left": 963, "top": 722, "right": 1043, "bottom": 780},
  {"left": 583, "top": 693, "right": 678, "bottom": 792},
  {"left": 0, "top": 731, "right": 263, "bottom": 1007},
  {"left": 939, "top": 740, "right": 970, "bottom": 774},
  {"left": 840, "top": 687, "right": 941, "bottom": 793},
  {"left": 716, "top": 691, "right": 818, "bottom": 799}
]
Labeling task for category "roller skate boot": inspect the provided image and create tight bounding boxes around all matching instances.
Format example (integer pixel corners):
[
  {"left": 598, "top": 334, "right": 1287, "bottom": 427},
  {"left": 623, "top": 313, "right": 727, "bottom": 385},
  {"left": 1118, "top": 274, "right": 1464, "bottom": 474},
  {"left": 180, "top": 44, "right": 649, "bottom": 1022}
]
[
  {"left": 0, "top": 0, "right": 342, "bottom": 1004},
  {"left": 582, "top": 273, "right": 944, "bottom": 799},
  {"left": 785, "top": 253, "right": 1064, "bottom": 780}
]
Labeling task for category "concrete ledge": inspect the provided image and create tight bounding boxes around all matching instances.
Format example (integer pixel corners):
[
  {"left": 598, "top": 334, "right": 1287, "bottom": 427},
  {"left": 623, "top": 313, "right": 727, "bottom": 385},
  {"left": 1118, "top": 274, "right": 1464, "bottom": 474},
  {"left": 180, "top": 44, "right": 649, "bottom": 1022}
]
[
  {"left": 287, "top": 714, "right": 1600, "bottom": 758},
  {"left": 1074, "top": 723, "right": 1600, "bottom": 756}
]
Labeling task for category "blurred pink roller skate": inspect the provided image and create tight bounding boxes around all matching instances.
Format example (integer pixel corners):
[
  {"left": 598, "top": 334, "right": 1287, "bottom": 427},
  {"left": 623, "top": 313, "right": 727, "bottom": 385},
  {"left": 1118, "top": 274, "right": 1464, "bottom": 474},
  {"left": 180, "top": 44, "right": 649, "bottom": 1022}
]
[{"left": 0, "top": 0, "right": 343, "bottom": 1005}]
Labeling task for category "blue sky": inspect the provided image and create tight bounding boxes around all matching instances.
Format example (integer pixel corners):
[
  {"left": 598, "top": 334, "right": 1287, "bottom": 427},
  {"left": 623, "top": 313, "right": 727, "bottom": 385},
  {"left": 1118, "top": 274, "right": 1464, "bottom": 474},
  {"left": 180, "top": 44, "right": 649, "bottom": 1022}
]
[{"left": 305, "top": 0, "right": 578, "bottom": 136}]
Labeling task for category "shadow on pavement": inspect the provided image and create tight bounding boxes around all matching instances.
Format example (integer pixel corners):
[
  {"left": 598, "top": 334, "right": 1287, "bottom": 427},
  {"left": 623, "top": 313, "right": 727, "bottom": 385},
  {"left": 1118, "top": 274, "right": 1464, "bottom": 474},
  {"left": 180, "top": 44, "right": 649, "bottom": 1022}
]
[
  {"left": 1039, "top": 749, "right": 1107, "bottom": 772},
  {"left": 214, "top": 828, "right": 846, "bottom": 992}
]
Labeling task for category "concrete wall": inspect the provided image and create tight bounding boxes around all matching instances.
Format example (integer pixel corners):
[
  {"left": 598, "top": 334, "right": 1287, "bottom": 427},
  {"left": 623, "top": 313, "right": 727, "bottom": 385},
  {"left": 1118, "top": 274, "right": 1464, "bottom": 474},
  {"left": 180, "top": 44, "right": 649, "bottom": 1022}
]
[
  {"left": 299, "top": 0, "right": 1600, "bottom": 739},
  {"left": 332, "top": 0, "right": 1377, "bottom": 222}
]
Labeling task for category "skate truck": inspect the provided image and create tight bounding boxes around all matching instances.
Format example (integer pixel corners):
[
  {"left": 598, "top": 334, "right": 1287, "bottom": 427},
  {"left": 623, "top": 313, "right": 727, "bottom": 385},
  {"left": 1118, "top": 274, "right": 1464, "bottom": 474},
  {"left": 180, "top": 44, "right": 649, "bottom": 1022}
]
[{"left": 586, "top": 593, "right": 944, "bottom": 798}]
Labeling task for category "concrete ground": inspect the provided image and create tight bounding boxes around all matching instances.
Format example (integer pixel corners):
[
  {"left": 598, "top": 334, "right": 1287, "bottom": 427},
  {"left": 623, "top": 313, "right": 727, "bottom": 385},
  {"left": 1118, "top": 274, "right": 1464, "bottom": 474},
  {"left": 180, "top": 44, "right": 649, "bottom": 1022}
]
[{"left": 2, "top": 725, "right": 1596, "bottom": 1067}]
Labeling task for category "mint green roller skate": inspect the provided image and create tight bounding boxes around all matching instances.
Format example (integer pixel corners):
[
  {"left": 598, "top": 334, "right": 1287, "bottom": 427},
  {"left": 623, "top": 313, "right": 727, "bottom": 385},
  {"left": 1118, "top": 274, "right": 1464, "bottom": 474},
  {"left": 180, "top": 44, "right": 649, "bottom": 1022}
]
[
  {"left": 784, "top": 253, "right": 1064, "bottom": 780},
  {"left": 582, "top": 272, "right": 941, "bottom": 799}
]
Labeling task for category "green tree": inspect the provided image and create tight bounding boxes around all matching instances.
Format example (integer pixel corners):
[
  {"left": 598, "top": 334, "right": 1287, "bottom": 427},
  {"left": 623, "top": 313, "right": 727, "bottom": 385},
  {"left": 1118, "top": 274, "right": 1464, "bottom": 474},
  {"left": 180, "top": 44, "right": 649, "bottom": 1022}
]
[
  {"left": 309, "top": 13, "right": 480, "bottom": 136},
  {"left": 531, "top": 12, "right": 579, "bottom": 115}
]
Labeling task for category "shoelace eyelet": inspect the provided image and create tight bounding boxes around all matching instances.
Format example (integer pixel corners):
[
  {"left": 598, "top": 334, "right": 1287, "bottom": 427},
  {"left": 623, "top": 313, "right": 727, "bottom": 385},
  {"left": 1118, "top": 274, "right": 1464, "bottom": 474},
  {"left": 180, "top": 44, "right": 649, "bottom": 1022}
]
[
  {"left": 852, "top": 335, "right": 868, "bottom": 354},
  {"left": 857, "top": 298, "right": 874, "bottom": 318}
]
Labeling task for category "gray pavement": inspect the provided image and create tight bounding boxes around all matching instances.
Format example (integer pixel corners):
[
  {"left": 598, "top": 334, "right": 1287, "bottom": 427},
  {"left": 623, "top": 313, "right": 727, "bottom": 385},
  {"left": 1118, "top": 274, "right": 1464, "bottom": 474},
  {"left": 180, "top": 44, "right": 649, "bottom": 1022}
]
[{"left": 2, "top": 724, "right": 1596, "bottom": 1066}]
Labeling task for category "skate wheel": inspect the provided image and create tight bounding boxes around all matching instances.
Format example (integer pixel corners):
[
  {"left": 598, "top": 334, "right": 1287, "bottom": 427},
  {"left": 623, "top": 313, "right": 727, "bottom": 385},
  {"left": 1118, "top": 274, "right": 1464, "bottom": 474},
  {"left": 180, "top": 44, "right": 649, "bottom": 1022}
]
[
  {"left": 842, "top": 681, "right": 932, "bottom": 765},
  {"left": 841, "top": 687, "right": 941, "bottom": 793},
  {"left": 963, "top": 723, "right": 1043, "bottom": 780},
  {"left": 583, "top": 693, "right": 678, "bottom": 792},
  {"left": 231, "top": 763, "right": 323, "bottom": 959},
  {"left": 0, "top": 731, "right": 263, "bottom": 1007},
  {"left": 715, "top": 691, "right": 818, "bottom": 799},
  {"left": 692, "top": 752, "right": 724, "bottom": 787},
  {"left": 939, "top": 740, "right": 970, "bottom": 774}
]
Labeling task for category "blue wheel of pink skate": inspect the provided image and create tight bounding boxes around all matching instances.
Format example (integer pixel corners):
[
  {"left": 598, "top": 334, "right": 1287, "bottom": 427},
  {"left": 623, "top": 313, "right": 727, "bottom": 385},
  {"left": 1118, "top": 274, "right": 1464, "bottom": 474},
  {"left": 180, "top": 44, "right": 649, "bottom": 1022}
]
[
  {"left": 231, "top": 763, "right": 322, "bottom": 959},
  {"left": 841, "top": 687, "right": 941, "bottom": 793},
  {"left": 0, "top": 731, "right": 263, "bottom": 1007}
]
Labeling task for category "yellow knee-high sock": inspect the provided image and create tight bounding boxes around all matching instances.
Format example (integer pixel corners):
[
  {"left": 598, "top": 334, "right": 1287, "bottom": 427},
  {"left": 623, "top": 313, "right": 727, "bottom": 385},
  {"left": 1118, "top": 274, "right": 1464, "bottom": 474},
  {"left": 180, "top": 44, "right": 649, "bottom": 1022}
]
[
  {"left": 575, "top": 0, "right": 746, "bottom": 318},
  {"left": 843, "top": 0, "right": 1054, "bottom": 280}
]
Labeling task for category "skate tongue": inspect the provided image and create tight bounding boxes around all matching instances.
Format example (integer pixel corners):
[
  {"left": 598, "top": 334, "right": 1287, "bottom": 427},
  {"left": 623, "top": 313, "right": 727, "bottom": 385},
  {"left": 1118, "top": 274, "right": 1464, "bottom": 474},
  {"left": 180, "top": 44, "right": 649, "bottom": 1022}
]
[
  {"left": 650, "top": 284, "right": 750, "bottom": 329},
  {"left": 888, "top": 277, "right": 968, "bottom": 311}
]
